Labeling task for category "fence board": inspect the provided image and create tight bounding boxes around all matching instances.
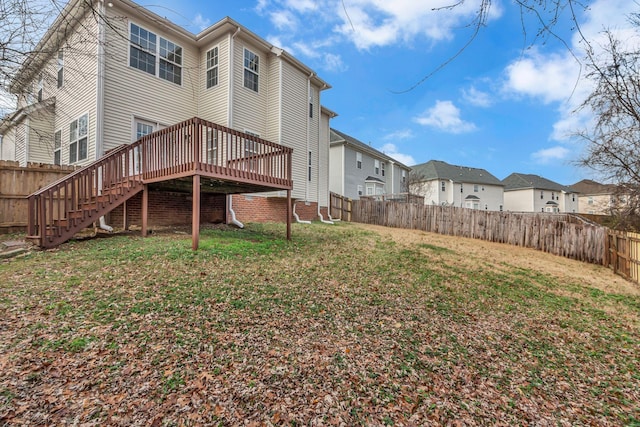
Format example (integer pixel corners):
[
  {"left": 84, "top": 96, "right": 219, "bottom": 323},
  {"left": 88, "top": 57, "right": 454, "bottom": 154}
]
[{"left": 351, "top": 199, "right": 607, "bottom": 265}]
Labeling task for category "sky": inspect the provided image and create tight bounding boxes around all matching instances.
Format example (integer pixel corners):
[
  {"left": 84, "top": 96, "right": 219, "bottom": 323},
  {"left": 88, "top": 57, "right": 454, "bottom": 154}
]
[{"left": 8, "top": 0, "right": 640, "bottom": 185}]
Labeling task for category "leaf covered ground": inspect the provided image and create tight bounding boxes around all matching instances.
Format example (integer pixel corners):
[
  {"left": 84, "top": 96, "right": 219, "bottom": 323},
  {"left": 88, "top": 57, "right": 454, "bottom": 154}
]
[{"left": 0, "top": 222, "right": 638, "bottom": 426}]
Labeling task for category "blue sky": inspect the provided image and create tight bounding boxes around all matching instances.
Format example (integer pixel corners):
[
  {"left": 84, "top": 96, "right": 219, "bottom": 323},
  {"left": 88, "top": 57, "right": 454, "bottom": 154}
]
[{"left": 18, "top": 0, "right": 640, "bottom": 184}]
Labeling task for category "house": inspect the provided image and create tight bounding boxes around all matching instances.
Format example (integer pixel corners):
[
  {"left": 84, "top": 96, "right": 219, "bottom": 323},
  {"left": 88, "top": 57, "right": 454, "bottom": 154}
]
[
  {"left": 329, "top": 129, "right": 411, "bottom": 199},
  {"left": 570, "top": 179, "right": 628, "bottom": 215},
  {"left": 502, "top": 173, "right": 578, "bottom": 213},
  {"left": 0, "top": 0, "right": 333, "bottom": 244},
  {"left": 409, "top": 160, "right": 504, "bottom": 210}
]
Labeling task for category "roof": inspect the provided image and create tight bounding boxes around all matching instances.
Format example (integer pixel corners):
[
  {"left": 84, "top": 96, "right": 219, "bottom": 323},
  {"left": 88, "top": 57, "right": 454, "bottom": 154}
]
[
  {"left": 410, "top": 160, "right": 503, "bottom": 186},
  {"left": 11, "top": 0, "right": 330, "bottom": 93},
  {"left": 502, "top": 173, "right": 574, "bottom": 193},
  {"left": 569, "top": 179, "right": 618, "bottom": 195},
  {"left": 365, "top": 176, "right": 385, "bottom": 183},
  {"left": 330, "top": 129, "right": 410, "bottom": 170}
]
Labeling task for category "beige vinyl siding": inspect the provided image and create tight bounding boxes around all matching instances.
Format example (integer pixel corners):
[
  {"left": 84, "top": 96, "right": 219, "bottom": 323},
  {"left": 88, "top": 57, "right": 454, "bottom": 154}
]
[
  {"left": 231, "top": 40, "right": 269, "bottom": 135},
  {"left": 199, "top": 37, "right": 229, "bottom": 126},
  {"left": 306, "top": 85, "right": 319, "bottom": 202},
  {"left": 15, "top": 126, "right": 26, "bottom": 166},
  {"left": 318, "top": 103, "right": 331, "bottom": 207},
  {"left": 51, "top": 11, "right": 99, "bottom": 166},
  {"left": 280, "top": 61, "right": 308, "bottom": 200},
  {"left": 102, "top": 5, "right": 198, "bottom": 152},
  {"left": 27, "top": 109, "right": 56, "bottom": 164},
  {"left": 328, "top": 144, "right": 344, "bottom": 196},
  {"left": 265, "top": 53, "right": 281, "bottom": 144},
  {"left": 0, "top": 129, "right": 16, "bottom": 161}
]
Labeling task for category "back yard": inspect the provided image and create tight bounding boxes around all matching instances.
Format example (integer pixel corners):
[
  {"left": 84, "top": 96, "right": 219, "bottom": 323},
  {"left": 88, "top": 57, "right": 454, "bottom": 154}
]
[{"left": 0, "top": 222, "right": 638, "bottom": 425}]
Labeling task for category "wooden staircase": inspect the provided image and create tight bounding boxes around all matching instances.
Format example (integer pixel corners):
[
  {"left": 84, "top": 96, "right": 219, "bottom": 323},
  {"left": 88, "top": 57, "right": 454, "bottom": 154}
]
[{"left": 27, "top": 117, "right": 293, "bottom": 249}]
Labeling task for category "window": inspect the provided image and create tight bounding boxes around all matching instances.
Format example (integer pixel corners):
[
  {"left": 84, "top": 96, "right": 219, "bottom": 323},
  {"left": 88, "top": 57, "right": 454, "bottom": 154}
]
[
  {"left": 540, "top": 191, "right": 544, "bottom": 199},
  {"left": 159, "top": 38, "right": 182, "bottom": 84},
  {"left": 69, "top": 114, "right": 88, "bottom": 163},
  {"left": 474, "top": 184, "right": 479, "bottom": 192},
  {"left": 356, "top": 152, "right": 362, "bottom": 169},
  {"left": 133, "top": 119, "right": 159, "bottom": 173},
  {"left": 206, "top": 47, "right": 219, "bottom": 88},
  {"left": 129, "top": 23, "right": 182, "bottom": 85},
  {"left": 402, "top": 170, "right": 406, "bottom": 183},
  {"left": 499, "top": 205, "right": 503, "bottom": 212},
  {"left": 136, "top": 121, "right": 154, "bottom": 140},
  {"left": 57, "top": 50, "right": 64, "bottom": 88},
  {"left": 309, "top": 100, "right": 313, "bottom": 118},
  {"left": 381, "top": 162, "right": 385, "bottom": 177},
  {"left": 572, "top": 194, "right": 575, "bottom": 202},
  {"left": 243, "top": 48, "right": 259, "bottom": 92},
  {"left": 588, "top": 196, "right": 594, "bottom": 205},
  {"left": 54, "top": 130, "right": 61, "bottom": 165},
  {"left": 551, "top": 192, "right": 555, "bottom": 200},
  {"left": 441, "top": 181, "right": 446, "bottom": 192},
  {"left": 366, "top": 185, "right": 374, "bottom": 196},
  {"left": 207, "top": 129, "right": 218, "bottom": 163},
  {"left": 37, "top": 75, "right": 43, "bottom": 102},
  {"left": 357, "top": 185, "right": 363, "bottom": 196},
  {"left": 374, "top": 159, "right": 380, "bottom": 175},
  {"left": 244, "top": 130, "right": 260, "bottom": 171},
  {"left": 308, "top": 151, "right": 312, "bottom": 181}
]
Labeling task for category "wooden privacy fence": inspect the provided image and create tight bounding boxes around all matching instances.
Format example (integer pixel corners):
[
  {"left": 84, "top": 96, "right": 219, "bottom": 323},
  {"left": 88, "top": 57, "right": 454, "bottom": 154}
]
[
  {"left": 351, "top": 199, "right": 607, "bottom": 264},
  {"left": 330, "top": 192, "right": 352, "bottom": 221},
  {"left": 606, "top": 231, "right": 640, "bottom": 282},
  {"left": 0, "top": 161, "right": 76, "bottom": 232}
]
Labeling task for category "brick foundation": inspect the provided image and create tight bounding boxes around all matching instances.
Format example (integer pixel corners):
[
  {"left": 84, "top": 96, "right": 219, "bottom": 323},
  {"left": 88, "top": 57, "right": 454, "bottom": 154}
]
[
  {"left": 108, "top": 190, "right": 226, "bottom": 228},
  {"left": 229, "top": 195, "right": 330, "bottom": 223}
]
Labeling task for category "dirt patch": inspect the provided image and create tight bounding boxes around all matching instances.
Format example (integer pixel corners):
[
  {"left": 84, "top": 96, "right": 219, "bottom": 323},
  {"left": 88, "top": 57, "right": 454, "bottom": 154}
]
[{"left": 353, "top": 223, "right": 640, "bottom": 296}]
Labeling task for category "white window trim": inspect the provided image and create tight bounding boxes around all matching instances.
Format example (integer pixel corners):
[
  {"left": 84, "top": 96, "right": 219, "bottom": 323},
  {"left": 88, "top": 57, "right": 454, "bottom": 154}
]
[
  {"left": 356, "top": 152, "right": 362, "bottom": 169},
  {"left": 69, "top": 113, "right": 89, "bottom": 164},
  {"left": 206, "top": 45, "right": 219, "bottom": 89},
  {"left": 129, "top": 22, "right": 183, "bottom": 86},
  {"left": 54, "top": 129, "right": 62, "bottom": 165},
  {"left": 374, "top": 159, "right": 380, "bottom": 175},
  {"left": 243, "top": 47, "right": 259, "bottom": 92}
]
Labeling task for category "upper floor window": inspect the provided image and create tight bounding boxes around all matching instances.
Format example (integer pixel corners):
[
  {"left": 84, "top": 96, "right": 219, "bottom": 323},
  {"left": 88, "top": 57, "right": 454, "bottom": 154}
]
[
  {"left": 588, "top": 196, "right": 594, "bottom": 205},
  {"left": 206, "top": 47, "right": 219, "bottom": 88},
  {"left": 308, "top": 151, "right": 312, "bottom": 182},
  {"left": 374, "top": 159, "right": 380, "bottom": 175},
  {"left": 402, "top": 170, "right": 406, "bottom": 183},
  {"left": 37, "top": 75, "right": 43, "bottom": 102},
  {"left": 54, "top": 130, "right": 61, "bottom": 165},
  {"left": 57, "top": 50, "right": 64, "bottom": 88},
  {"left": 243, "top": 48, "right": 259, "bottom": 92},
  {"left": 540, "top": 191, "right": 544, "bottom": 199},
  {"left": 129, "top": 23, "right": 182, "bottom": 85},
  {"left": 441, "top": 181, "right": 446, "bottom": 192},
  {"left": 356, "top": 152, "right": 362, "bottom": 169},
  {"left": 69, "top": 113, "right": 88, "bottom": 164},
  {"left": 381, "top": 162, "right": 385, "bottom": 177},
  {"left": 474, "top": 184, "right": 479, "bottom": 192}
]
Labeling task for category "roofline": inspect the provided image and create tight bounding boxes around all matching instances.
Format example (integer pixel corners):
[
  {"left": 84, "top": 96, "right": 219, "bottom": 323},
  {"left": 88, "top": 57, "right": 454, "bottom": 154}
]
[
  {"left": 0, "top": 98, "right": 56, "bottom": 134},
  {"left": 330, "top": 129, "right": 410, "bottom": 169}
]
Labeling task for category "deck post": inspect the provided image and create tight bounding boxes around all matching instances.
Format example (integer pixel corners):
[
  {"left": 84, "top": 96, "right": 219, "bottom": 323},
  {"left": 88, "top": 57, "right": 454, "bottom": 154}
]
[
  {"left": 123, "top": 200, "right": 129, "bottom": 231},
  {"left": 192, "top": 174, "right": 201, "bottom": 250},
  {"left": 286, "top": 189, "right": 291, "bottom": 241},
  {"left": 141, "top": 184, "right": 148, "bottom": 237}
]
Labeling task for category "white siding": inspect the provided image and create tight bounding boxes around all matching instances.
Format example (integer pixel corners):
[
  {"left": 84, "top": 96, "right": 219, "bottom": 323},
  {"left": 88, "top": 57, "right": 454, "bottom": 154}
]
[
  {"left": 504, "top": 189, "right": 534, "bottom": 212},
  {"left": 317, "top": 106, "right": 331, "bottom": 207},
  {"left": 231, "top": 40, "right": 269, "bottom": 134},
  {"left": 102, "top": 5, "right": 198, "bottom": 152},
  {"left": 15, "top": 126, "right": 26, "bottom": 166},
  {"left": 329, "top": 144, "right": 344, "bottom": 197},
  {"left": 199, "top": 37, "right": 230, "bottom": 126},
  {"left": 27, "top": 109, "right": 55, "bottom": 164}
]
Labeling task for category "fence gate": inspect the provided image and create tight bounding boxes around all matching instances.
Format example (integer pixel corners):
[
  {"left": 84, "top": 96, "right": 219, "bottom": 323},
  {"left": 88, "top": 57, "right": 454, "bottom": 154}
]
[{"left": 330, "top": 192, "right": 352, "bottom": 221}]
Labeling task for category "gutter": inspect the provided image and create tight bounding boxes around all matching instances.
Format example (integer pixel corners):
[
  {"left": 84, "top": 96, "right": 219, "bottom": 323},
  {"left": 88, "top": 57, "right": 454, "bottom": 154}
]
[{"left": 96, "top": 0, "right": 111, "bottom": 232}]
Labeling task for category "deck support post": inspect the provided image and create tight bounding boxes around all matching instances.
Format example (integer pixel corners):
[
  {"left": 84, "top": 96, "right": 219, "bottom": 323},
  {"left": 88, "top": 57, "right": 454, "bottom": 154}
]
[
  {"left": 123, "top": 200, "right": 129, "bottom": 231},
  {"left": 141, "top": 184, "right": 148, "bottom": 237},
  {"left": 286, "top": 189, "right": 291, "bottom": 241},
  {"left": 192, "top": 174, "right": 201, "bottom": 251}
]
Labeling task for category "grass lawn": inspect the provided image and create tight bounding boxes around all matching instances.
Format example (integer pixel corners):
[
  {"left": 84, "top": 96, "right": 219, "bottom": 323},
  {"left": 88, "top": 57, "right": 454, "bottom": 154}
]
[{"left": 0, "top": 222, "right": 638, "bottom": 426}]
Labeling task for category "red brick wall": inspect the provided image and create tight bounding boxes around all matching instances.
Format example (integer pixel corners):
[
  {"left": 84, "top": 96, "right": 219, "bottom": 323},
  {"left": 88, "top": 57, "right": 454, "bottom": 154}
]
[
  {"left": 229, "top": 195, "right": 330, "bottom": 223},
  {"left": 108, "top": 190, "right": 225, "bottom": 228}
]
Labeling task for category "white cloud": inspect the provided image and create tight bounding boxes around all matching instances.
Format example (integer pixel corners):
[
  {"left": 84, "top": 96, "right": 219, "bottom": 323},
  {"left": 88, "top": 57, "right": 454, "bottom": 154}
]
[
  {"left": 383, "top": 129, "right": 414, "bottom": 141},
  {"left": 462, "top": 86, "right": 493, "bottom": 107},
  {"left": 531, "top": 146, "right": 571, "bottom": 164},
  {"left": 335, "top": 0, "right": 502, "bottom": 50},
  {"left": 323, "top": 53, "right": 347, "bottom": 72},
  {"left": 377, "top": 143, "right": 415, "bottom": 166},
  {"left": 414, "top": 100, "right": 477, "bottom": 134},
  {"left": 270, "top": 10, "right": 297, "bottom": 30},
  {"left": 192, "top": 14, "right": 211, "bottom": 31},
  {"left": 284, "top": 0, "right": 317, "bottom": 13}
]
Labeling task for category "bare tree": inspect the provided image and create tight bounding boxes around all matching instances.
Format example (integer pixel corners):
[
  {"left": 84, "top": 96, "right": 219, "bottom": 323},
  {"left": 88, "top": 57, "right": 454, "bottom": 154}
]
[{"left": 575, "top": 26, "right": 640, "bottom": 229}]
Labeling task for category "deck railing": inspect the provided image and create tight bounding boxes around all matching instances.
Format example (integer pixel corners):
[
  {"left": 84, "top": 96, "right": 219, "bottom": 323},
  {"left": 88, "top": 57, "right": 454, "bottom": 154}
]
[{"left": 27, "top": 117, "right": 293, "bottom": 248}]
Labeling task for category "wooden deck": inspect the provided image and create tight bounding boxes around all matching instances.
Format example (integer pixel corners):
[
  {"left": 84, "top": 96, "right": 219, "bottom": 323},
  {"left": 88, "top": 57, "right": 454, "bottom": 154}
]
[{"left": 27, "top": 117, "right": 293, "bottom": 249}]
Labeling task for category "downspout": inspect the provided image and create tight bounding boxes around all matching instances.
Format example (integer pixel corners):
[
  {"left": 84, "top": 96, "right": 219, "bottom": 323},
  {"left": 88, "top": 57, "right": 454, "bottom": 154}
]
[
  {"left": 305, "top": 72, "right": 313, "bottom": 202},
  {"left": 293, "top": 202, "right": 311, "bottom": 224},
  {"left": 315, "top": 84, "right": 332, "bottom": 224},
  {"left": 226, "top": 26, "right": 242, "bottom": 229},
  {"left": 228, "top": 195, "right": 244, "bottom": 228},
  {"left": 96, "top": 0, "right": 112, "bottom": 232}
]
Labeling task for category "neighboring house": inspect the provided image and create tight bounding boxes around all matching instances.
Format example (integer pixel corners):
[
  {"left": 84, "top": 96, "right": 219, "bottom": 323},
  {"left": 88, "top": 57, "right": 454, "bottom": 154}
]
[
  {"left": 0, "top": 0, "right": 332, "bottom": 224},
  {"left": 570, "top": 179, "right": 628, "bottom": 215},
  {"left": 329, "top": 129, "right": 411, "bottom": 200},
  {"left": 503, "top": 173, "right": 578, "bottom": 213},
  {"left": 409, "top": 160, "right": 504, "bottom": 210}
]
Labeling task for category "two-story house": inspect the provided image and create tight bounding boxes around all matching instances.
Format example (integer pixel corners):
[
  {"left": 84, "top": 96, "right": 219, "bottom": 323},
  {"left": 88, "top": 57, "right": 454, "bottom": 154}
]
[
  {"left": 0, "top": 0, "right": 333, "bottom": 231},
  {"left": 570, "top": 179, "right": 628, "bottom": 215},
  {"left": 329, "top": 129, "right": 411, "bottom": 200},
  {"left": 410, "top": 160, "right": 504, "bottom": 210},
  {"left": 503, "top": 173, "right": 578, "bottom": 213}
]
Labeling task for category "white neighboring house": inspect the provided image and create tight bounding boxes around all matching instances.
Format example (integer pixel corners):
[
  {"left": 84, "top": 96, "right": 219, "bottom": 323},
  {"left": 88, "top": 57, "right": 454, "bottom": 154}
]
[
  {"left": 410, "top": 160, "right": 504, "bottom": 210},
  {"left": 0, "top": 0, "right": 332, "bottom": 221},
  {"left": 329, "top": 129, "right": 411, "bottom": 200},
  {"left": 503, "top": 173, "right": 578, "bottom": 213}
]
